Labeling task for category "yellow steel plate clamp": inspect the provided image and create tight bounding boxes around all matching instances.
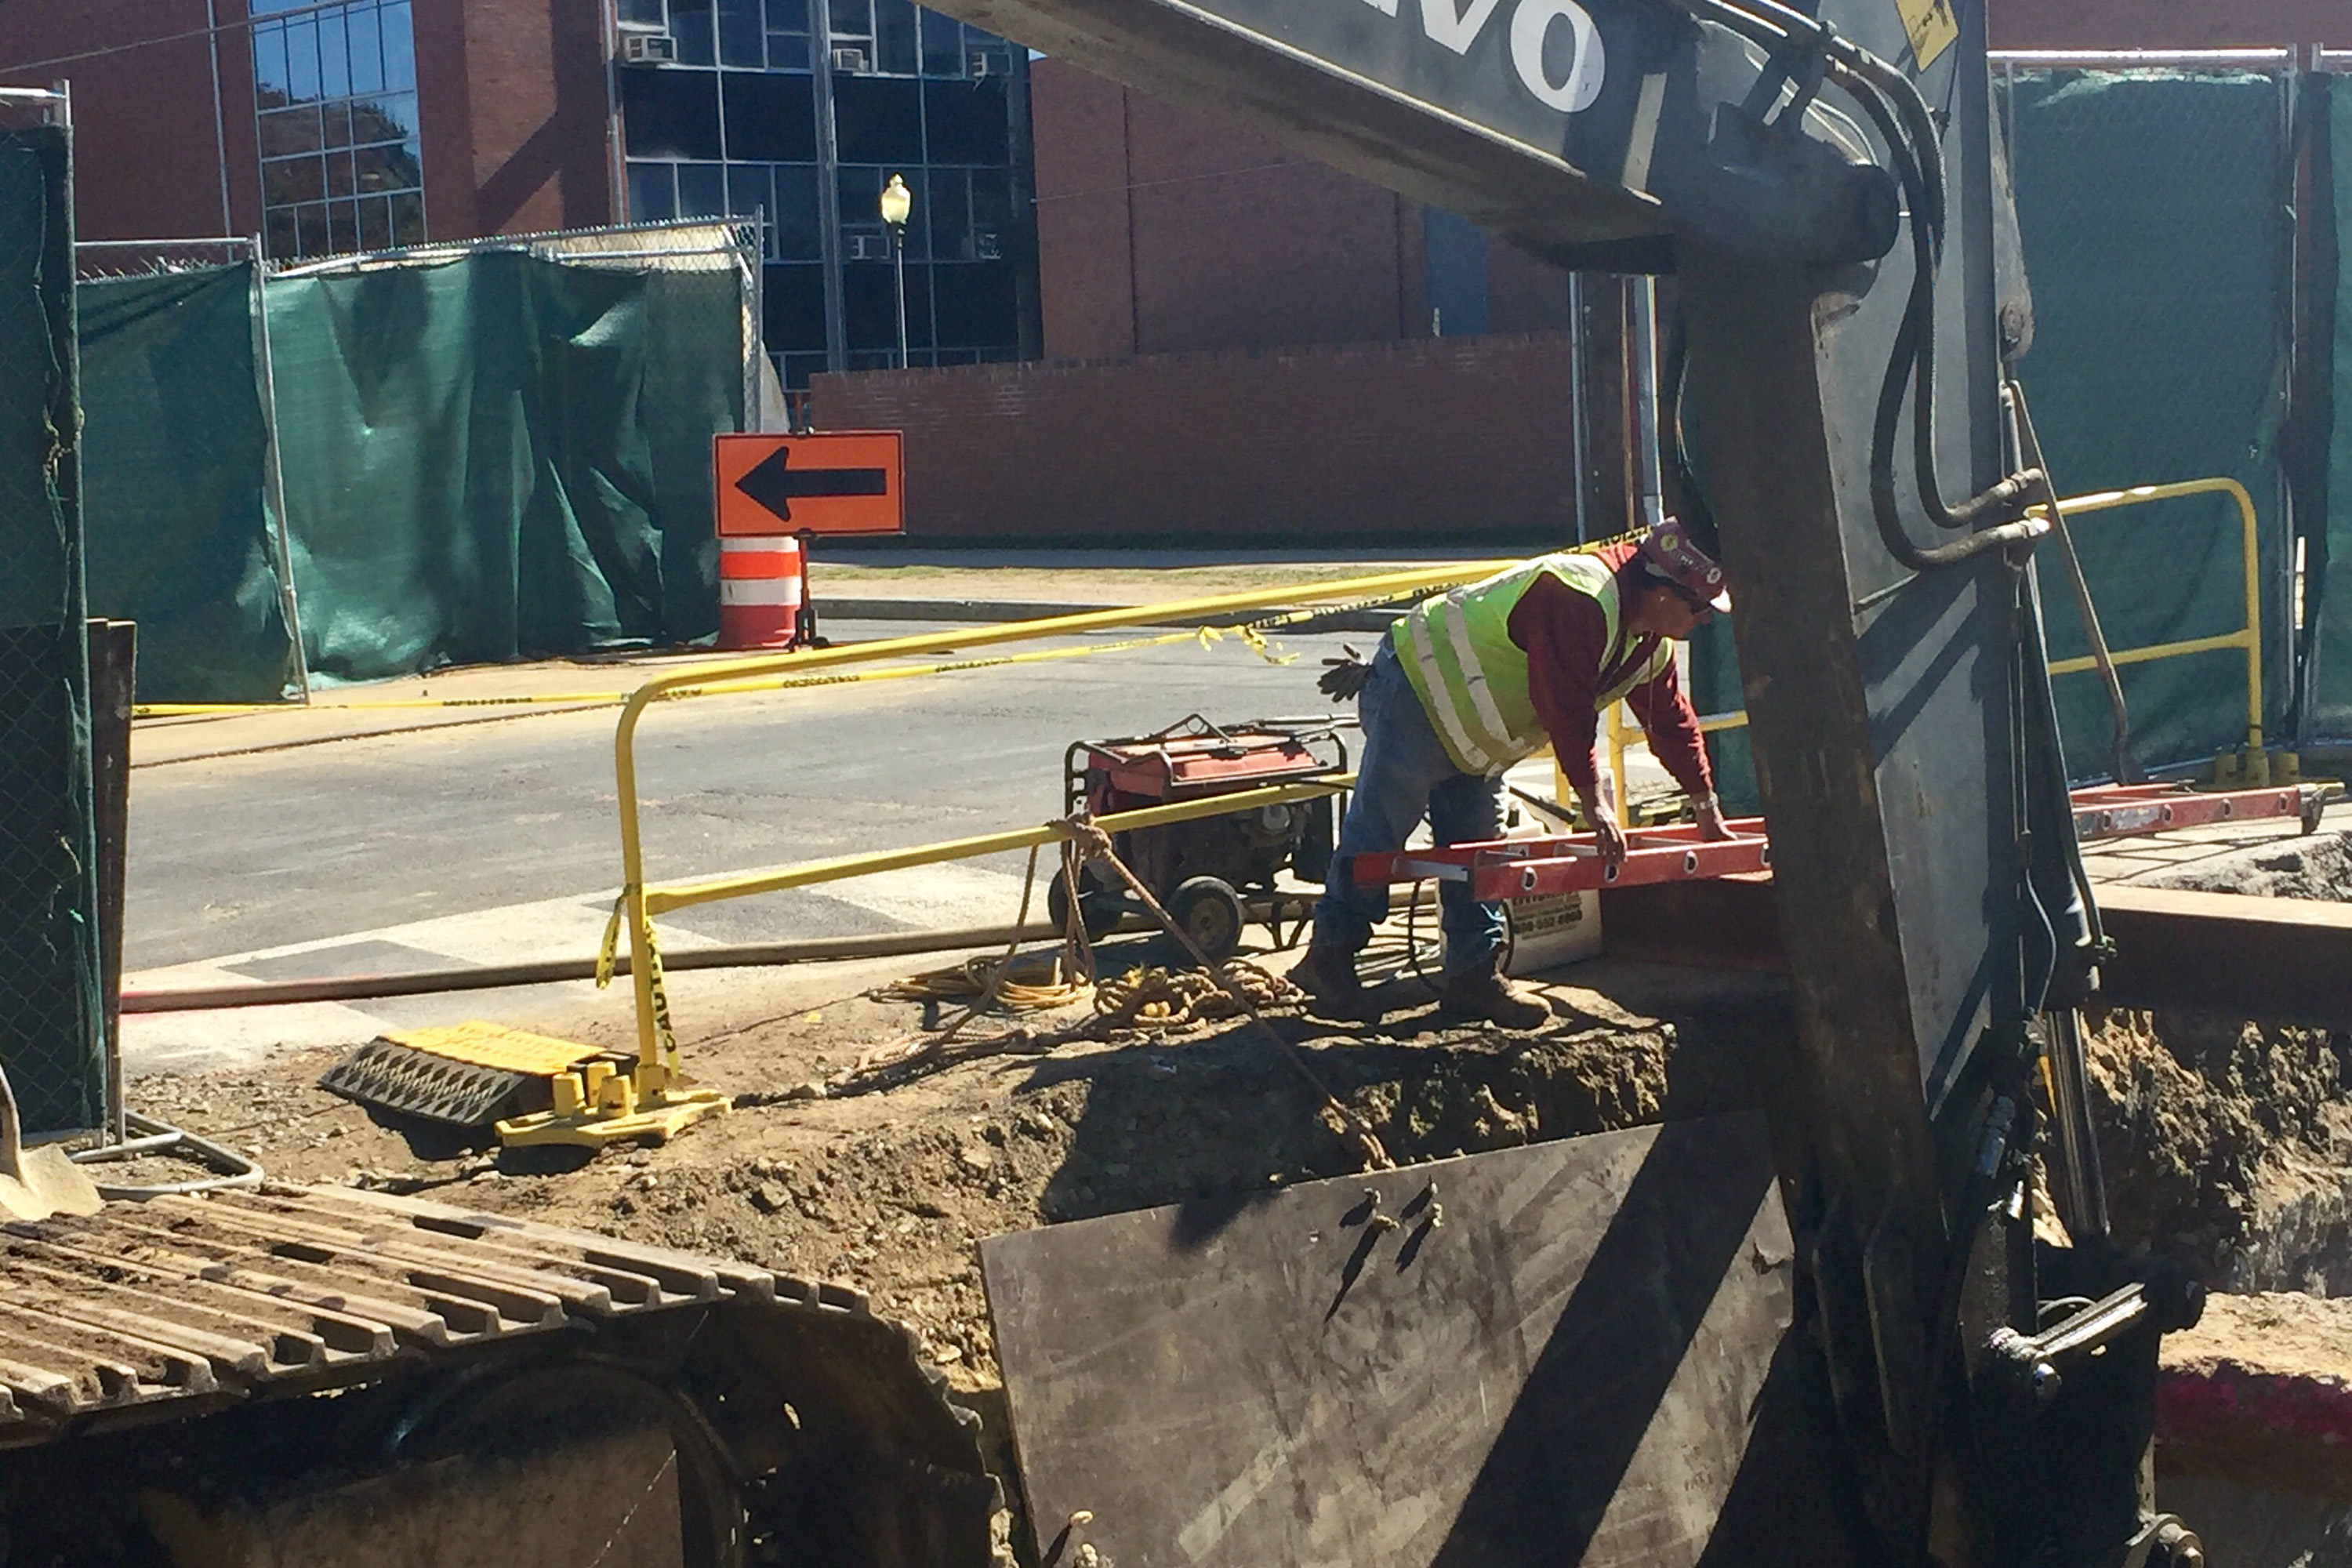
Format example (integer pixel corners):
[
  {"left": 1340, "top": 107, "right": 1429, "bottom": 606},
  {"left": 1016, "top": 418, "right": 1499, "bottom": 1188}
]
[{"left": 486, "top": 891, "right": 731, "bottom": 1149}]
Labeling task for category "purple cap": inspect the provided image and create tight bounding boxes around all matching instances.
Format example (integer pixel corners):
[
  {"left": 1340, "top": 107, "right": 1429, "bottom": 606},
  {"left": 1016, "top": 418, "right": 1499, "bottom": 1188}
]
[{"left": 1639, "top": 520, "right": 1732, "bottom": 613}]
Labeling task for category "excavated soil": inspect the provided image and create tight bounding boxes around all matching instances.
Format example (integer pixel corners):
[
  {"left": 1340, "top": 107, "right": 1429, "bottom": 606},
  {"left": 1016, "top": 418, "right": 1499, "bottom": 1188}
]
[
  {"left": 128, "top": 956, "right": 1790, "bottom": 1389},
  {"left": 2085, "top": 1008, "right": 2352, "bottom": 1289},
  {"left": 2086, "top": 827, "right": 2352, "bottom": 1292}
]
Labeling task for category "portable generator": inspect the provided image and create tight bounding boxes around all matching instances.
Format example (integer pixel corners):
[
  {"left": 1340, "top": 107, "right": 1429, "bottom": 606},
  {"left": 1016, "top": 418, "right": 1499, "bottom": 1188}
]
[{"left": 1054, "top": 715, "right": 1346, "bottom": 959}]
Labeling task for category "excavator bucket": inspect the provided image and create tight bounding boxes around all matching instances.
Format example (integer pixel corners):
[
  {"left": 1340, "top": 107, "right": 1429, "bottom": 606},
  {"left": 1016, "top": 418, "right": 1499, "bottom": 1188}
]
[{"left": 982, "top": 1113, "right": 1839, "bottom": 1567}]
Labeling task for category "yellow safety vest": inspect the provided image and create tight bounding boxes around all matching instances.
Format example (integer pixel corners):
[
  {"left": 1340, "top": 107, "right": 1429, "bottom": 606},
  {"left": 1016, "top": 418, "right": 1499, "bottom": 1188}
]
[{"left": 1388, "top": 551, "right": 1671, "bottom": 776}]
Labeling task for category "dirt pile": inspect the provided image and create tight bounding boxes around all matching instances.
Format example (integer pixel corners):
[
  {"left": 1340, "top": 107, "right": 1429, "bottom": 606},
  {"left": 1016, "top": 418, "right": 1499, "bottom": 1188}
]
[
  {"left": 2086, "top": 1008, "right": 2352, "bottom": 1288},
  {"left": 138, "top": 965, "right": 1787, "bottom": 1387},
  {"left": 2132, "top": 826, "right": 2352, "bottom": 902}
]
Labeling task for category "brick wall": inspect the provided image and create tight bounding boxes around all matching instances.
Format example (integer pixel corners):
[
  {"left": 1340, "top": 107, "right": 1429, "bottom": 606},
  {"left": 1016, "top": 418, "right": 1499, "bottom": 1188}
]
[
  {"left": 0, "top": 1, "right": 228, "bottom": 245},
  {"left": 425, "top": 0, "right": 613, "bottom": 238},
  {"left": 1988, "top": 0, "right": 2343, "bottom": 48},
  {"left": 810, "top": 332, "right": 1577, "bottom": 543},
  {"left": 0, "top": 0, "right": 610, "bottom": 255}
]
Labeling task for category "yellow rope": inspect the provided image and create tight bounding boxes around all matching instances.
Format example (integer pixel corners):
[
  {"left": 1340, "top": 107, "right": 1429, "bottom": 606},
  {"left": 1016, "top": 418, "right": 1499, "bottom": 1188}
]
[{"left": 873, "top": 949, "right": 1091, "bottom": 1011}]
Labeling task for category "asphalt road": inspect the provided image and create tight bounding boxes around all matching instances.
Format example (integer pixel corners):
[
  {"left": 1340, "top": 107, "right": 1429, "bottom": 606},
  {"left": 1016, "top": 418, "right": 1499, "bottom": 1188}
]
[{"left": 126, "top": 621, "right": 1363, "bottom": 977}]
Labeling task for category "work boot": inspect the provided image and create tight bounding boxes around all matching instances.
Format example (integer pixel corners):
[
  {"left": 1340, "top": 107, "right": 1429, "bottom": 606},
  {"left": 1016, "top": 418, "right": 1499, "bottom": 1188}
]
[
  {"left": 1290, "top": 939, "right": 1379, "bottom": 1022},
  {"left": 1439, "top": 958, "right": 1552, "bottom": 1030}
]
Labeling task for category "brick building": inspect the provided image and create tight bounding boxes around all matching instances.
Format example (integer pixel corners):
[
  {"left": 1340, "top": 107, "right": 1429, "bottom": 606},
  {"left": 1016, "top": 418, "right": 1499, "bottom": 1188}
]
[{"left": 0, "top": 0, "right": 1040, "bottom": 383}]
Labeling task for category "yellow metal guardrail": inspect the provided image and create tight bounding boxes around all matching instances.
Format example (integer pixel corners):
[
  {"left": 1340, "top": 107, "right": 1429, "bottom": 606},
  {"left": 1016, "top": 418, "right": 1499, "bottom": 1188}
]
[
  {"left": 564, "top": 561, "right": 1521, "bottom": 1145},
  {"left": 1602, "top": 477, "right": 2266, "bottom": 815}
]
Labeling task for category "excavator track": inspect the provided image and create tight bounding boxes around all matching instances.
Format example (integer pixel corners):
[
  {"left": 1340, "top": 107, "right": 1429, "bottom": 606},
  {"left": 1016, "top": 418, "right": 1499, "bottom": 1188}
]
[{"left": 0, "top": 1182, "right": 996, "bottom": 1567}]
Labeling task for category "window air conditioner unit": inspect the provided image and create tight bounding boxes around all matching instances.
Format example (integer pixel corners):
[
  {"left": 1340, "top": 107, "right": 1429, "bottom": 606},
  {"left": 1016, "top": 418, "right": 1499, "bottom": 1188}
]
[
  {"left": 971, "top": 228, "right": 1001, "bottom": 260},
  {"left": 848, "top": 230, "right": 891, "bottom": 261},
  {"left": 619, "top": 31, "right": 677, "bottom": 64},
  {"left": 831, "top": 45, "right": 870, "bottom": 72},
  {"left": 966, "top": 49, "right": 996, "bottom": 77}
]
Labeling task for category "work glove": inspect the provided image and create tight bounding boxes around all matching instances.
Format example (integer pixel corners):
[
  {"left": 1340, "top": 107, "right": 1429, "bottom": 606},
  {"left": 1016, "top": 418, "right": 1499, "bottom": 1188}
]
[{"left": 1318, "top": 644, "right": 1371, "bottom": 703}]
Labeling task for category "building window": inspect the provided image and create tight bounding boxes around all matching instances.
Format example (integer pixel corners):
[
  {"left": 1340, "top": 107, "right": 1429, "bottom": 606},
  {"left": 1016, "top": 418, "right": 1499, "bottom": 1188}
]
[
  {"left": 252, "top": 0, "right": 426, "bottom": 260},
  {"left": 617, "top": 0, "right": 1031, "bottom": 387}
]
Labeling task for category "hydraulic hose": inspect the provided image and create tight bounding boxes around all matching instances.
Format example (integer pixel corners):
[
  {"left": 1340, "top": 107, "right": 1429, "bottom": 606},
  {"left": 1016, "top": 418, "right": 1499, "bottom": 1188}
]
[{"left": 1671, "top": 0, "right": 2047, "bottom": 569}]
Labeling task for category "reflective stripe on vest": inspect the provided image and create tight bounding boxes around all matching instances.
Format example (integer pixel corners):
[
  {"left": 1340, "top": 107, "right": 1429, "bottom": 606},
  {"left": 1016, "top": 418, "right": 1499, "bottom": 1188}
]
[{"left": 1389, "top": 551, "right": 1673, "bottom": 775}]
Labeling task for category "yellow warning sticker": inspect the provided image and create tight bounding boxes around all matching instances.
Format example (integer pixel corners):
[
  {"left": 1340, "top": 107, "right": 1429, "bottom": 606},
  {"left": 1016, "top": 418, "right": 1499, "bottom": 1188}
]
[{"left": 1891, "top": 0, "right": 1957, "bottom": 69}]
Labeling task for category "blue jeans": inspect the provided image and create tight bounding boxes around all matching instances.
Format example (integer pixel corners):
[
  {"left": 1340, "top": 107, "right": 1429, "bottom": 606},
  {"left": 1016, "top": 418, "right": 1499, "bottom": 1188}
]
[{"left": 1313, "top": 641, "right": 1506, "bottom": 975}]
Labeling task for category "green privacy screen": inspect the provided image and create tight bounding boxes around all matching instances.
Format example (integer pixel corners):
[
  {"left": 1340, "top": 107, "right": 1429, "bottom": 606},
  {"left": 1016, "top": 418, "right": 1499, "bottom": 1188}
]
[
  {"left": 268, "top": 253, "right": 742, "bottom": 683},
  {"left": 79, "top": 265, "right": 293, "bottom": 704},
  {"left": 0, "top": 125, "right": 106, "bottom": 1136},
  {"left": 2317, "top": 90, "right": 2352, "bottom": 740},
  {"left": 77, "top": 248, "right": 746, "bottom": 697},
  {"left": 1693, "top": 67, "right": 2293, "bottom": 805}
]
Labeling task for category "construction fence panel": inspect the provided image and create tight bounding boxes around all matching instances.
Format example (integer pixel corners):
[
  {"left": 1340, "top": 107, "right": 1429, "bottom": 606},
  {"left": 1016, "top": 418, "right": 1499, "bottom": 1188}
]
[
  {"left": 1689, "top": 67, "right": 2294, "bottom": 806},
  {"left": 0, "top": 122, "right": 106, "bottom": 1136},
  {"left": 266, "top": 252, "right": 743, "bottom": 684},
  {"left": 2318, "top": 78, "right": 2352, "bottom": 741},
  {"left": 78, "top": 264, "right": 292, "bottom": 704},
  {"left": 2001, "top": 66, "right": 2292, "bottom": 771}
]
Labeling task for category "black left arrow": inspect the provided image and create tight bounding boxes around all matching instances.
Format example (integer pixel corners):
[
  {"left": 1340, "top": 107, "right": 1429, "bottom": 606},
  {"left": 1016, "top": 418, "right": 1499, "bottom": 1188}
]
[{"left": 735, "top": 444, "right": 888, "bottom": 524}]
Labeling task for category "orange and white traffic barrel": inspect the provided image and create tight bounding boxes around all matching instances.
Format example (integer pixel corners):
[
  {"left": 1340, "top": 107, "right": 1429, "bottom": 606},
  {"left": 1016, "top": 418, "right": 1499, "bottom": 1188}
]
[{"left": 717, "top": 534, "right": 802, "bottom": 648}]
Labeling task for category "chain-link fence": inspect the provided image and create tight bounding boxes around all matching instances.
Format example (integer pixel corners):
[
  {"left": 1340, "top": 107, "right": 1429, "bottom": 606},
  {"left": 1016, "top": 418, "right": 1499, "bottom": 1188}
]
[{"left": 0, "top": 103, "right": 107, "bottom": 1138}]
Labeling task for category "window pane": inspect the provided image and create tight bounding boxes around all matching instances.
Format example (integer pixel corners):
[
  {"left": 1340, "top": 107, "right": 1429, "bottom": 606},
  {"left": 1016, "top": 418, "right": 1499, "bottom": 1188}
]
[
  {"left": 717, "top": 0, "right": 764, "bottom": 65},
  {"left": 347, "top": 5, "right": 383, "bottom": 95},
  {"left": 321, "top": 103, "right": 352, "bottom": 150},
  {"left": 352, "top": 93, "right": 416, "bottom": 143},
  {"left": 264, "top": 207, "right": 299, "bottom": 259},
  {"left": 971, "top": 165, "right": 1011, "bottom": 230},
  {"left": 619, "top": 0, "right": 664, "bottom": 22},
  {"left": 842, "top": 261, "right": 896, "bottom": 351},
  {"left": 772, "top": 164, "right": 820, "bottom": 258},
  {"left": 627, "top": 162, "right": 678, "bottom": 221},
  {"left": 829, "top": 0, "right": 869, "bottom": 39},
  {"left": 918, "top": 9, "right": 960, "bottom": 75},
  {"left": 296, "top": 203, "right": 330, "bottom": 257},
  {"left": 381, "top": 2, "right": 416, "bottom": 89},
  {"left": 837, "top": 163, "right": 880, "bottom": 230},
  {"left": 927, "top": 165, "right": 967, "bottom": 251},
  {"left": 766, "top": 0, "right": 809, "bottom": 39},
  {"left": 832, "top": 75, "right": 921, "bottom": 162},
  {"left": 676, "top": 161, "right": 727, "bottom": 216},
  {"left": 354, "top": 140, "right": 421, "bottom": 193},
  {"left": 726, "top": 162, "right": 772, "bottom": 222},
  {"left": 389, "top": 190, "right": 426, "bottom": 245},
  {"left": 931, "top": 259, "right": 1014, "bottom": 347},
  {"left": 325, "top": 151, "right": 355, "bottom": 198},
  {"left": 329, "top": 199, "right": 359, "bottom": 253},
  {"left": 285, "top": 17, "right": 321, "bottom": 100},
  {"left": 670, "top": 0, "right": 716, "bottom": 64},
  {"left": 720, "top": 70, "right": 815, "bottom": 161},
  {"left": 252, "top": 24, "right": 290, "bottom": 106},
  {"left": 619, "top": 66, "right": 722, "bottom": 158},
  {"left": 359, "top": 194, "right": 393, "bottom": 251},
  {"left": 259, "top": 106, "right": 323, "bottom": 157},
  {"left": 764, "top": 263, "right": 827, "bottom": 351},
  {"left": 316, "top": 9, "right": 350, "bottom": 98},
  {"left": 923, "top": 76, "right": 1007, "bottom": 163},
  {"left": 263, "top": 156, "right": 326, "bottom": 205},
  {"left": 874, "top": 0, "right": 916, "bottom": 73}
]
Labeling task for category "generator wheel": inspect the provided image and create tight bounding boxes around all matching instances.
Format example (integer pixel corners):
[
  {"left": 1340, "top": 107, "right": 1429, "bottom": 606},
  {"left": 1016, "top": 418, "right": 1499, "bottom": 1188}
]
[
  {"left": 1168, "top": 876, "right": 1247, "bottom": 960},
  {"left": 1048, "top": 866, "right": 1123, "bottom": 939}
]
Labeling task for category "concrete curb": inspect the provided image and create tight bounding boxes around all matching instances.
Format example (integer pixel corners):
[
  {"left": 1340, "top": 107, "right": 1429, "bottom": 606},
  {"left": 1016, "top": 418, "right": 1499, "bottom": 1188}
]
[{"left": 818, "top": 597, "right": 1406, "bottom": 633}]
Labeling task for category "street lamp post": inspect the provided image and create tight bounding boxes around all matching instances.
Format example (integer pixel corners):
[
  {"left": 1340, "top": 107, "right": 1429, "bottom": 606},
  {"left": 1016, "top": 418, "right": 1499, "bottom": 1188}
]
[{"left": 879, "top": 173, "right": 911, "bottom": 371}]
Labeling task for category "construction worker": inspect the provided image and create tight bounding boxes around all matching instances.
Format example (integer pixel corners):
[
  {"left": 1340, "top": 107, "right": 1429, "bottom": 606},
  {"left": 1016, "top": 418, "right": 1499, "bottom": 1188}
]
[{"left": 1294, "top": 522, "right": 1734, "bottom": 1026}]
